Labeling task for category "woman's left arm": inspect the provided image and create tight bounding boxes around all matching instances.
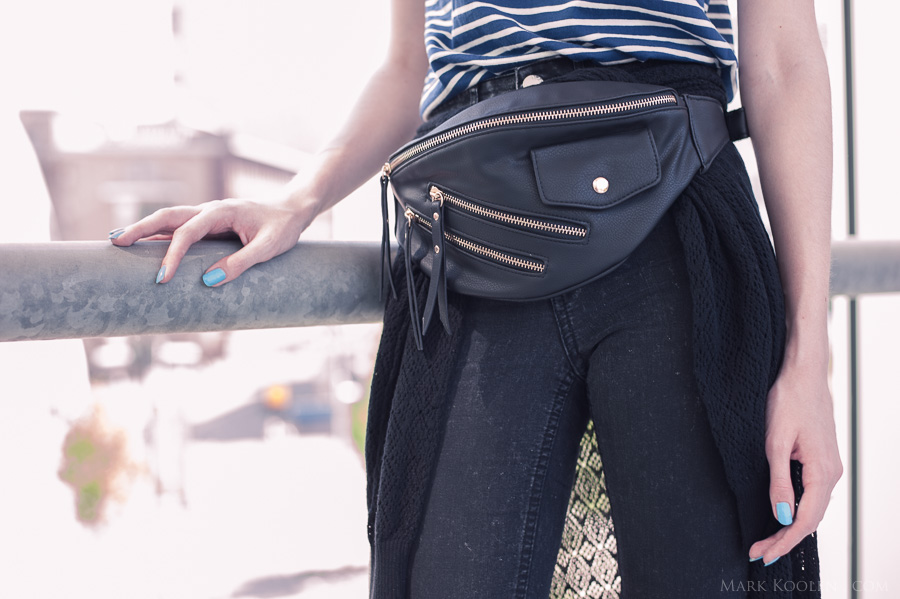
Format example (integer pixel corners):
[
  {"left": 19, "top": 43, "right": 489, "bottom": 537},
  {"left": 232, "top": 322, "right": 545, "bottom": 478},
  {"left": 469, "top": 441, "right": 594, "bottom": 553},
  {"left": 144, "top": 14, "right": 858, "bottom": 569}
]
[{"left": 737, "top": 0, "right": 843, "bottom": 565}]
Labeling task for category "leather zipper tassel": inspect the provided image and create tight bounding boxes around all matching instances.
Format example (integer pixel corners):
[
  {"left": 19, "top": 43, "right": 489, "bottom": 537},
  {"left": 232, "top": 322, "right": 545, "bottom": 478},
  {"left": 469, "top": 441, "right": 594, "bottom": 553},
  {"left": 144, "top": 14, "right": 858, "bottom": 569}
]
[
  {"left": 421, "top": 189, "right": 451, "bottom": 336},
  {"left": 403, "top": 209, "right": 424, "bottom": 351},
  {"left": 379, "top": 165, "right": 398, "bottom": 300}
]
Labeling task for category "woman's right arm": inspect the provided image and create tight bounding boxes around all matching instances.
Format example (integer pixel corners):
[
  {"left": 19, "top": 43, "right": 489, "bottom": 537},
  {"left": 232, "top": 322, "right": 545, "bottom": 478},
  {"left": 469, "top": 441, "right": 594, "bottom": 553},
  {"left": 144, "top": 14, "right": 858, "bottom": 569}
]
[{"left": 112, "top": 0, "right": 428, "bottom": 286}]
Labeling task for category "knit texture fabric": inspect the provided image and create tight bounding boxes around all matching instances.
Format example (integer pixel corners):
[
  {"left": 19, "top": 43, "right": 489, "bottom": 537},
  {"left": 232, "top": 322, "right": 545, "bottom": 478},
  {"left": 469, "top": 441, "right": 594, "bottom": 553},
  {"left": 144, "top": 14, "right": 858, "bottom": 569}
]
[{"left": 366, "top": 61, "right": 821, "bottom": 598}]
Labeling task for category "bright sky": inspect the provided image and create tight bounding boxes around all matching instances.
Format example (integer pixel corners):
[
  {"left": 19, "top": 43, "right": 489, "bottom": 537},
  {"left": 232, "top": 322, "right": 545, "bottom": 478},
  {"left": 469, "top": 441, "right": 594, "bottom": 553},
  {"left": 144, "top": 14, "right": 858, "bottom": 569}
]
[
  {"left": 1, "top": 1, "right": 177, "bottom": 123},
  {"left": 1, "top": 0, "right": 389, "bottom": 150}
]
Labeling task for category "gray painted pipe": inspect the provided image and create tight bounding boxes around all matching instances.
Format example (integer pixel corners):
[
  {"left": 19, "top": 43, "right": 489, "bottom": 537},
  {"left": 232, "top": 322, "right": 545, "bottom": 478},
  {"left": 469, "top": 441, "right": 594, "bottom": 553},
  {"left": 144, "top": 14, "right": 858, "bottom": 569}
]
[
  {"left": 830, "top": 240, "right": 900, "bottom": 297},
  {"left": 1, "top": 239, "right": 898, "bottom": 342},
  {"left": 0, "top": 240, "right": 385, "bottom": 342}
]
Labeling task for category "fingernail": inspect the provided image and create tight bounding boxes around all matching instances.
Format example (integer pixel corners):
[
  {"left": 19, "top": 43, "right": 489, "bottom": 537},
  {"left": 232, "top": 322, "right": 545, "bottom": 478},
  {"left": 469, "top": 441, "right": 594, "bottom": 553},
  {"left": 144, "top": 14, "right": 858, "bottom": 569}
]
[
  {"left": 109, "top": 230, "right": 124, "bottom": 240},
  {"left": 749, "top": 555, "right": 763, "bottom": 562},
  {"left": 764, "top": 556, "right": 781, "bottom": 567},
  {"left": 109, "top": 228, "right": 124, "bottom": 236},
  {"left": 202, "top": 268, "right": 226, "bottom": 287},
  {"left": 156, "top": 266, "right": 166, "bottom": 284},
  {"left": 776, "top": 502, "right": 793, "bottom": 525}
]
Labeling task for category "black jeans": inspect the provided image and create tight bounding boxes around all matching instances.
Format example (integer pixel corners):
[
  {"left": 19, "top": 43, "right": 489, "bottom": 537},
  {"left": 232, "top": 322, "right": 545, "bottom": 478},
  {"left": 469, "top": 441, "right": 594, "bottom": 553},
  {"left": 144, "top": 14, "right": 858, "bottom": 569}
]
[{"left": 407, "top": 210, "right": 747, "bottom": 598}]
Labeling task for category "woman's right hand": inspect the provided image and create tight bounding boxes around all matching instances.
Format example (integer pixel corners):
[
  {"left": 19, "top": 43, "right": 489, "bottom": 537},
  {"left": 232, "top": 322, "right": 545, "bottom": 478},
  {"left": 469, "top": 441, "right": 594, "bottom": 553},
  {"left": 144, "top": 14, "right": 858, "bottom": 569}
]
[
  {"left": 109, "top": 196, "right": 317, "bottom": 286},
  {"left": 108, "top": 0, "right": 429, "bottom": 287}
]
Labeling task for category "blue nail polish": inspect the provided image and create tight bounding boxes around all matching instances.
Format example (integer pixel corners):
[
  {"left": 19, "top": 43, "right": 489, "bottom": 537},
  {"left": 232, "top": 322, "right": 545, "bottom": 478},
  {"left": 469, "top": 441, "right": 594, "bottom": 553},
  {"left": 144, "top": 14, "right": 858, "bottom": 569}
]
[
  {"left": 202, "top": 268, "right": 226, "bottom": 287},
  {"left": 109, "top": 228, "right": 124, "bottom": 235},
  {"left": 776, "top": 502, "right": 793, "bottom": 526},
  {"left": 156, "top": 266, "right": 166, "bottom": 284},
  {"left": 109, "top": 230, "right": 124, "bottom": 240},
  {"left": 764, "top": 556, "right": 781, "bottom": 567},
  {"left": 749, "top": 556, "right": 763, "bottom": 562}
]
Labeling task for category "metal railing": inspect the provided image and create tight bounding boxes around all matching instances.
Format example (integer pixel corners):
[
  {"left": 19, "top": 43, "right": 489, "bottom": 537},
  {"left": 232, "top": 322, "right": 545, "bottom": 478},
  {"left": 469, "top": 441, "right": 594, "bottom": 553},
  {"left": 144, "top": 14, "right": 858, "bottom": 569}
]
[
  {"left": 0, "top": 240, "right": 382, "bottom": 342},
  {"left": 0, "top": 239, "right": 898, "bottom": 342}
]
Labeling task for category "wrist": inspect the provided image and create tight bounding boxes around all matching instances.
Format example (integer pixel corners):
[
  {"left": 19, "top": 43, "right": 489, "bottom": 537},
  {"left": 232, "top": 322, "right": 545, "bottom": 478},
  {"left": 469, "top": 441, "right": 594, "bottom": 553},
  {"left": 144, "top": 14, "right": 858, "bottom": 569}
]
[
  {"left": 782, "top": 315, "right": 829, "bottom": 371},
  {"left": 262, "top": 176, "right": 327, "bottom": 220},
  {"left": 281, "top": 188, "right": 326, "bottom": 217}
]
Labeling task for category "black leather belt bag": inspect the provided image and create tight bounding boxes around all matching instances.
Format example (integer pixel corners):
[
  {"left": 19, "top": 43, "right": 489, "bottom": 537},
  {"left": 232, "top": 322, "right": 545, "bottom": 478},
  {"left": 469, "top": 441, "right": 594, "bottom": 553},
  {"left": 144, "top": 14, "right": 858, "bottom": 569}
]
[{"left": 379, "top": 79, "right": 745, "bottom": 349}]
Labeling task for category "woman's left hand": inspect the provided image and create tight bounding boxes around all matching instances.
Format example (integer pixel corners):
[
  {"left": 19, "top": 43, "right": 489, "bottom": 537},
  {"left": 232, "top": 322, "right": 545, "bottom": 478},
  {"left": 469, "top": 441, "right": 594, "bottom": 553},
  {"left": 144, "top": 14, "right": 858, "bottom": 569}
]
[
  {"left": 749, "top": 356, "right": 843, "bottom": 565},
  {"left": 737, "top": 0, "right": 841, "bottom": 566}
]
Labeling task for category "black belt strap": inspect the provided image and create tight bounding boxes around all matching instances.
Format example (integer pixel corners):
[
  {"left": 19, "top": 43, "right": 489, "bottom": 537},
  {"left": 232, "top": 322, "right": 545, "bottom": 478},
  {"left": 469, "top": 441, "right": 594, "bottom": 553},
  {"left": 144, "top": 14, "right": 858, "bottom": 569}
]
[
  {"left": 726, "top": 107, "right": 750, "bottom": 142},
  {"left": 431, "top": 57, "right": 752, "bottom": 144}
]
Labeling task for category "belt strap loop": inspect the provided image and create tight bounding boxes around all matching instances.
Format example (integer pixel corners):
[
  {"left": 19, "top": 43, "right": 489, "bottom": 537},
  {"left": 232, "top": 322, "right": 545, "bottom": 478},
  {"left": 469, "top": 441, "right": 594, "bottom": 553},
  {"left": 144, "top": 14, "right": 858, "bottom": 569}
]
[{"left": 726, "top": 107, "right": 750, "bottom": 142}]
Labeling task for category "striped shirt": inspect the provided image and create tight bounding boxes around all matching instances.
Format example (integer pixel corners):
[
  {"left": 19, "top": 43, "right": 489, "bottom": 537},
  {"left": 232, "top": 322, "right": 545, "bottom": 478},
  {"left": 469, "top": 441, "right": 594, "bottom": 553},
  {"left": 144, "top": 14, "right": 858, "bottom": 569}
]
[{"left": 421, "top": 0, "right": 737, "bottom": 119}]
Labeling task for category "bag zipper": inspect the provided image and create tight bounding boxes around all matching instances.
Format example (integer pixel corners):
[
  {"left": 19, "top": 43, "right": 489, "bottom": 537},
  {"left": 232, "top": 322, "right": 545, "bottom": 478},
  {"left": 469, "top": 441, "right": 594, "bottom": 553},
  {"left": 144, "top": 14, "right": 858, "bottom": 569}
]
[
  {"left": 390, "top": 91, "right": 677, "bottom": 172},
  {"left": 405, "top": 207, "right": 544, "bottom": 273},
  {"left": 428, "top": 186, "right": 586, "bottom": 238}
]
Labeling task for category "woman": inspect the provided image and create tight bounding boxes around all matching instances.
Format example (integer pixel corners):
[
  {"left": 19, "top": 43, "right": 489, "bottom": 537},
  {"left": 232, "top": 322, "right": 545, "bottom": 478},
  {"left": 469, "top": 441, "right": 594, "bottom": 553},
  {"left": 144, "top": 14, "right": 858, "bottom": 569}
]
[{"left": 111, "top": 1, "right": 842, "bottom": 596}]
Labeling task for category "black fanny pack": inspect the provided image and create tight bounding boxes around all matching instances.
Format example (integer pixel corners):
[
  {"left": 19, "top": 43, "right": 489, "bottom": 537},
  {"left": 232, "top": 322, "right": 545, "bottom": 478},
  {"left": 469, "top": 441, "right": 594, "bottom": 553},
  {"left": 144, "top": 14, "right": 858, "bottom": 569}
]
[{"left": 380, "top": 79, "right": 747, "bottom": 349}]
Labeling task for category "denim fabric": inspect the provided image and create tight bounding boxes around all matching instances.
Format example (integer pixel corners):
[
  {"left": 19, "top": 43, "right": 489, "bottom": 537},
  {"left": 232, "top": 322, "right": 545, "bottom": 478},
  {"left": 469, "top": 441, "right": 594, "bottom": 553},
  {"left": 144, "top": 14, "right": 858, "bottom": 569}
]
[{"left": 407, "top": 211, "right": 747, "bottom": 598}]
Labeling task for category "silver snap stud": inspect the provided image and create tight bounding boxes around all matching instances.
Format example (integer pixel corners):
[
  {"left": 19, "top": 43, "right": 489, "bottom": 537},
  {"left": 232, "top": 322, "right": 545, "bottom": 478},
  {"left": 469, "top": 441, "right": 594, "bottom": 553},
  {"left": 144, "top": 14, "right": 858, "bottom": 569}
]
[{"left": 522, "top": 74, "right": 544, "bottom": 88}]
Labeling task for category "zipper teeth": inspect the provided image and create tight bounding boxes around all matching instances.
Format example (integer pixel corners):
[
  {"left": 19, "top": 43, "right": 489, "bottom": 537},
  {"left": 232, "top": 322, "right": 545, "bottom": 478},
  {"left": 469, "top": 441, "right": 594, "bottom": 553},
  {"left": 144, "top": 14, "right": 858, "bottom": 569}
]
[
  {"left": 413, "top": 213, "right": 544, "bottom": 273},
  {"left": 391, "top": 93, "right": 677, "bottom": 170},
  {"left": 434, "top": 187, "right": 586, "bottom": 237}
]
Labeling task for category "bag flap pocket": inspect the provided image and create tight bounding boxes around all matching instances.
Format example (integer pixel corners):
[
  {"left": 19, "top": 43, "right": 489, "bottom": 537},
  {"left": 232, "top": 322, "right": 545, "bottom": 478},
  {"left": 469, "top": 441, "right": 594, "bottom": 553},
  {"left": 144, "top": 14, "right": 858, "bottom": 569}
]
[{"left": 530, "top": 127, "right": 660, "bottom": 209}]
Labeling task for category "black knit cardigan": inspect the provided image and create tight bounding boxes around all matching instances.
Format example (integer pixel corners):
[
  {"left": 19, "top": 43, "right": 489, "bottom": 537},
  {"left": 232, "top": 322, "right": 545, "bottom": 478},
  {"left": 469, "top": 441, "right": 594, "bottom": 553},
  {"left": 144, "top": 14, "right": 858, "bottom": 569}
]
[{"left": 365, "top": 62, "right": 821, "bottom": 598}]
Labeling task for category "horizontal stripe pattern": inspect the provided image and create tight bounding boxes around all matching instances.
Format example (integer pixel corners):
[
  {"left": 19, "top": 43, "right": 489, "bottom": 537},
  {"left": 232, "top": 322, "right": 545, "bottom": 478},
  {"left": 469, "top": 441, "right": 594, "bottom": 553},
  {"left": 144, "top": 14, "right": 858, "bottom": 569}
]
[{"left": 421, "top": 0, "right": 737, "bottom": 118}]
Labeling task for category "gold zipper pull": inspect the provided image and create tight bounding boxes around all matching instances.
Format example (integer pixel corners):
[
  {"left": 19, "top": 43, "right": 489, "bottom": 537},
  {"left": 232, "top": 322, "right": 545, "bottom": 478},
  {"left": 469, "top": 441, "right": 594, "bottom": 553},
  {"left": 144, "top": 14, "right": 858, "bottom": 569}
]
[
  {"left": 404, "top": 207, "right": 415, "bottom": 226},
  {"left": 429, "top": 186, "right": 444, "bottom": 206},
  {"left": 382, "top": 162, "right": 392, "bottom": 179}
]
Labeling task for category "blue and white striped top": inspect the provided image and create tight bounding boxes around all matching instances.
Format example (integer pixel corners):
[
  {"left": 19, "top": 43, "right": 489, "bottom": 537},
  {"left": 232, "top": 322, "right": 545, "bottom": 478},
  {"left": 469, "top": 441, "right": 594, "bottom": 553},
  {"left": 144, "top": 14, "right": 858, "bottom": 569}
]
[{"left": 421, "top": 0, "right": 737, "bottom": 119}]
